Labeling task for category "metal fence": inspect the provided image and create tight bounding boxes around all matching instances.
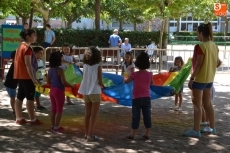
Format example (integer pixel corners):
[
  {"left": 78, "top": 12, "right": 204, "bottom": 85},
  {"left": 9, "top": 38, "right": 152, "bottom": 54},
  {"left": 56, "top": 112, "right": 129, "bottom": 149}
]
[{"left": 1, "top": 47, "right": 229, "bottom": 80}]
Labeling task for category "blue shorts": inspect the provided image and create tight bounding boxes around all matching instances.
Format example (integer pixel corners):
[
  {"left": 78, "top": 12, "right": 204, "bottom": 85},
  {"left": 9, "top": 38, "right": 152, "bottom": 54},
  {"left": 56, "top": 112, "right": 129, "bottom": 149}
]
[
  {"left": 5, "top": 87, "right": 16, "bottom": 98},
  {"left": 192, "top": 82, "right": 213, "bottom": 90},
  {"left": 34, "top": 91, "right": 41, "bottom": 98}
]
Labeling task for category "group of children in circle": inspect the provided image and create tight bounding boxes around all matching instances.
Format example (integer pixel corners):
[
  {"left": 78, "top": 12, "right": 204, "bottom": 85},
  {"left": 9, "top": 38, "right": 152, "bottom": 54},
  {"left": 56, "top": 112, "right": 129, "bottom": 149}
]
[{"left": 4, "top": 22, "right": 220, "bottom": 141}]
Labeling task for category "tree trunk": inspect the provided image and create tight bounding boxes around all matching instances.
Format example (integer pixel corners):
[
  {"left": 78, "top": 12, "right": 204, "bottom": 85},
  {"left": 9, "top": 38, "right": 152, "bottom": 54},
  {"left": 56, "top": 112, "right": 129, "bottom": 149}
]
[
  {"left": 133, "top": 22, "right": 137, "bottom": 31},
  {"left": 22, "top": 17, "right": 28, "bottom": 25},
  {"left": 119, "top": 20, "right": 123, "bottom": 30},
  {"left": 176, "top": 18, "right": 180, "bottom": 35},
  {"left": 95, "top": 0, "right": 100, "bottom": 30},
  {"left": 67, "top": 19, "right": 73, "bottom": 28},
  {"left": 158, "top": 18, "right": 166, "bottom": 73},
  {"left": 148, "top": 20, "right": 152, "bottom": 32},
  {"left": 16, "top": 16, "right": 19, "bottom": 24},
  {"left": 163, "top": 17, "right": 169, "bottom": 51},
  {"left": 29, "top": 3, "right": 34, "bottom": 28},
  {"left": 224, "top": 18, "right": 229, "bottom": 36},
  {"left": 43, "top": 18, "right": 49, "bottom": 27}
]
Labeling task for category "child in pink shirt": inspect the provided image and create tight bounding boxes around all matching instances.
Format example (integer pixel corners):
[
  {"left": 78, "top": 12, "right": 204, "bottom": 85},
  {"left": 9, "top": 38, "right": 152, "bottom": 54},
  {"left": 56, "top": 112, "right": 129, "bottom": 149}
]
[{"left": 124, "top": 52, "right": 153, "bottom": 140}]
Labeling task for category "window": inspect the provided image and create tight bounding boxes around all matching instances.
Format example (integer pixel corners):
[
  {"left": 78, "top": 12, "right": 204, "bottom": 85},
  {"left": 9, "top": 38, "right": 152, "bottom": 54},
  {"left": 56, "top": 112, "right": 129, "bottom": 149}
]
[
  {"left": 170, "top": 23, "right": 175, "bottom": 26},
  {"left": 193, "top": 23, "right": 198, "bottom": 31},
  {"left": 187, "top": 16, "right": 192, "bottom": 21},
  {"left": 181, "top": 23, "right": 186, "bottom": 31}
]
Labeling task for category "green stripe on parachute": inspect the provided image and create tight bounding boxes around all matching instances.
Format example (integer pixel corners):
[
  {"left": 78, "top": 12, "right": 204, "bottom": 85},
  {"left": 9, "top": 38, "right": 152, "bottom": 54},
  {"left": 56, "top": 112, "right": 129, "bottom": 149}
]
[
  {"left": 64, "top": 64, "right": 114, "bottom": 87},
  {"left": 169, "top": 58, "right": 192, "bottom": 93}
]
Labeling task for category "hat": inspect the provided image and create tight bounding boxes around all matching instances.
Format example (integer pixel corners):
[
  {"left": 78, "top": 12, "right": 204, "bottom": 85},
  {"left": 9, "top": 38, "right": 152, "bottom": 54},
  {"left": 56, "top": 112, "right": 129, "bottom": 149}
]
[
  {"left": 124, "top": 38, "right": 129, "bottom": 40},
  {"left": 113, "top": 29, "right": 118, "bottom": 32}
]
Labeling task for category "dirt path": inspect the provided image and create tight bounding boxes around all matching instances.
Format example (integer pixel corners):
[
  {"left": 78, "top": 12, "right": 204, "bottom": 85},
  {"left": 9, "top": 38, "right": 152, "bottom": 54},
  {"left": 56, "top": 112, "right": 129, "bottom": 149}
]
[{"left": 0, "top": 74, "right": 230, "bottom": 153}]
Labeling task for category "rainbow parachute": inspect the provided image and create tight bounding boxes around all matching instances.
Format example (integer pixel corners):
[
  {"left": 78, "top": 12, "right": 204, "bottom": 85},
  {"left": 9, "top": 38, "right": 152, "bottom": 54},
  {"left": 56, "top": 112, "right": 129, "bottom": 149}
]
[{"left": 36, "top": 58, "right": 192, "bottom": 106}]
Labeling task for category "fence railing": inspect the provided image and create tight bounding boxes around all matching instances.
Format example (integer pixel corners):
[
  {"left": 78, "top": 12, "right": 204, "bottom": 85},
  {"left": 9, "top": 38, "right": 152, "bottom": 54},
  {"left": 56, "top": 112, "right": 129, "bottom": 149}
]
[
  {"left": 170, "top": 36, "right": 230, "bottom": 48},
  {"left": 1, "top": 47, "right": 229, "bottom": 80}
]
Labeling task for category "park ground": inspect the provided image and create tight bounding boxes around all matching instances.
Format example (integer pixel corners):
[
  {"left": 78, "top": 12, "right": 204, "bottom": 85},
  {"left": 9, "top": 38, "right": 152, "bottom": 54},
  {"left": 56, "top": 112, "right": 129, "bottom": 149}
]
[{"left": 0, "top": 73, "right": 230, "bottom": 153}]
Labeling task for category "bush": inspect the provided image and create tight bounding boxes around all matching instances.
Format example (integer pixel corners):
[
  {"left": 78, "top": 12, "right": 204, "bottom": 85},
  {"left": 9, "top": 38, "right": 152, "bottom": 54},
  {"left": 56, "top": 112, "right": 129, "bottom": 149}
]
[
  {"left": 33, "top": 28, "right": 167, "bottom": 47},
  {"left": 171, "top": 32, "right": 230, "bottom": 43}
]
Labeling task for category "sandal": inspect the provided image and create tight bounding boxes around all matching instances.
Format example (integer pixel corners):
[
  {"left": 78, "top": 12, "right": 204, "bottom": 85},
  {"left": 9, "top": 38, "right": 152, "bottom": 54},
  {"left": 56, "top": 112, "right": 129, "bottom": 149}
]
[
  {"left": 66, "top": 102, "right": 75, "bottom": 105},
  {"left": 143, "top": 135, "right": 150, "bottom": 140},
  {"left": 126, "top": 135, "right": 134, "bottom": 140}
]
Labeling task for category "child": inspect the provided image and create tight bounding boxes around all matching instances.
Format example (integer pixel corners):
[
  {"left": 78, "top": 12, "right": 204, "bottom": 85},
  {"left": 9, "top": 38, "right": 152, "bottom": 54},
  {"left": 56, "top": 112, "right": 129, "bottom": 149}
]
[
  {"left": 124, "top": 52, "right": 153, "bottom": 140},
  {"left": 47, "top": 51, "right": 74, "bottom": 132},
  {"left": 169, "top": 56, "right": 184, "bottom": 111},
  {"left": 4, "top": 51, "right": 18, "bottom": 114},
  {"left": 61, "top": 43, "right": 78, "bottom": 105},
  {"left": 121, "top": 52, "right": 135, "bottom": 77},
  {"left": 33, "top": 46, "right": 46, "bottom": 110},
  {"left": 78, "top": 46, "right": 104, "bottom": 141}
]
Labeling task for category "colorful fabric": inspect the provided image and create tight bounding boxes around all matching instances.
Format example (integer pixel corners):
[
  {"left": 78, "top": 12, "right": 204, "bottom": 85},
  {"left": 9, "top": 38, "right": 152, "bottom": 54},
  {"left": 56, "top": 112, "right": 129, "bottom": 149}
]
[{"left": 36, "top": 59, "right": 192, "bottom": 106}]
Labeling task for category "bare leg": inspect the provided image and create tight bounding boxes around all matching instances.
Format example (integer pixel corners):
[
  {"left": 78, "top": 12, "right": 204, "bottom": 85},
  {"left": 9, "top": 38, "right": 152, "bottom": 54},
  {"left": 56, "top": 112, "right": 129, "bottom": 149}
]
[
  {"left": 201, "top": 105, "right": 206, "bottom": 122},
  {"left": 85, "top": 102, "right": 92, "bottom": 136},
  {"left": 88, "top": 102, "right": 100, "bottom": 137},
  {"left": 26, "top": 100, "right": 35, "bottom": 120},
  {"left": 131, "top": 129, "right": 137, "bottom": 137},
  {"left": 203, "top": 88, "right": 215, "bottom": 128},
  {"left": 35, "top": 97, "right": 41, "bottom": 107},
  {"left": 10, "top": 97, "right": 16, "bottom": 112},
  {"left": 178, "top": 92, "right": 183, "bottom": 107},
  {"left": 50, "top": 112, "right": 55, "bottom": 127},
  {"left": 54, "top": 113, "right": 62, "bottom": 127},
  {"left": 175, "top": 94, "right": 179, "bottom": 106},
  {"left": 15, "top": 99, "right": 23, "bottom": 119},
  {"left": 192, "top": 89, "right": 203, "bottom": 132},
  {"left": 145, "top": 128, "right": 151, "bottom": 137}
]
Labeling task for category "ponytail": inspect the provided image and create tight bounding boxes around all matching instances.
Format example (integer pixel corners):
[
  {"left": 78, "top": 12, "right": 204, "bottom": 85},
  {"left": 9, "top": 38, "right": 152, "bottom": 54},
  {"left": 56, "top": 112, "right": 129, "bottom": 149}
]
[
  {"left": 197, "top": 22, "right": 213, "bottom": 41},
  {"left": 207, "top": 22, "right": 213, "bottom": 41},
  {"left": 20, "top": 29, "right": 36, "bottom": 40}
]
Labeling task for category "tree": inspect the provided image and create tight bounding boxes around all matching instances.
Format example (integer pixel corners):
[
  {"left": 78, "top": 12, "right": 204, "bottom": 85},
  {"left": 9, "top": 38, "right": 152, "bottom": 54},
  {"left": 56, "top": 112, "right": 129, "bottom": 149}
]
[
  {"left": 95, "top": 0, "right": 101, "bottom": 29},
  {"left": 32, "top": 0, "right": 70, "bottom": 27},
  {"left": 1, "top": 0, "right": 31, "bottom": 24}
]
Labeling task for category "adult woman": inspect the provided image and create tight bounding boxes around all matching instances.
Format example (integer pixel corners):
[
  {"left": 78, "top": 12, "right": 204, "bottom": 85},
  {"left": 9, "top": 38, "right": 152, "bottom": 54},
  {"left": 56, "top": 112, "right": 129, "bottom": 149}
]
[
  {"left": 14, "top": 29, "right": 42, "bottom": 125},
  {"left": 183, "top": 22, "right": 221, "bottom": 138}
]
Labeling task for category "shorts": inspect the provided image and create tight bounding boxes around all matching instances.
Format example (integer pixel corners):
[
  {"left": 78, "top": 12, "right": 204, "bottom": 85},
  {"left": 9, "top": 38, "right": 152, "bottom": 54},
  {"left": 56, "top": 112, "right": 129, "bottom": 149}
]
[
  {"left": 192, "top": 82, "right": 213, "bottom": 90},
  {"left": 83, "top": 94, "right": 101, "bottom": 103},
  {"left": 17, "top": 79, "right": 35, "bottom": 101},
  {"left": 5, "top": 87, "right": 16, "bottom": 98},
  {"left": 34, "top": 91, "right": 41, "bottom": 98}
]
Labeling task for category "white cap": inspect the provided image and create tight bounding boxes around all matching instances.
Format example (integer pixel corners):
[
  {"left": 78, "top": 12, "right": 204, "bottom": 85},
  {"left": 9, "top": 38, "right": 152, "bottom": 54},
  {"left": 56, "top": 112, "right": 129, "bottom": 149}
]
[
  {"left": 113, "top": 29, "right": 118, "bottom": 32},
  {"left": 124, "top": 38, "right": 129, "bottom": 40}
]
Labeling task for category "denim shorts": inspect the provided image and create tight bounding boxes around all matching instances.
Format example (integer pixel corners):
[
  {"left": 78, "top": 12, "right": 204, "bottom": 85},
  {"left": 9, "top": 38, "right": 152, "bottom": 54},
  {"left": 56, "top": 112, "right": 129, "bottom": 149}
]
[
  {"left": 192, "top": 82, "right": 213, "bottom": 90},
  {"left": 5, "top": 87, "right": 17, "bottom": 98}
]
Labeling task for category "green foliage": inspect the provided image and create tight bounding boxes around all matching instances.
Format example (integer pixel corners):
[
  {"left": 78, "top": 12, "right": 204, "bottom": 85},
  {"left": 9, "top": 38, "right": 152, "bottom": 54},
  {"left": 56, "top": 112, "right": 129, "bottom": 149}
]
[
  {"left": 171, "top": 32, "right": 230, "bottom": 42},
  {"left": 34, "top": 28, "right": 167, "bottom": 47}
]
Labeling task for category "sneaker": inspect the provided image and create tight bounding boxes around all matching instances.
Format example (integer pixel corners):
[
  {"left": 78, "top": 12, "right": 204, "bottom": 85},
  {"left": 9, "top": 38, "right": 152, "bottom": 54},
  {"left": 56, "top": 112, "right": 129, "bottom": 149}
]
[
  {"left": 170, "top": 105, "right": 178, "bottom": 110},
  {"left": 52, "top": 127, "right": 65, "bottom": 133},
  {"left": 200, "top": 127, "right": 216, "bottom": 134},
  {"left": 176, "top": 107, "right": 182, "bottom": 111},
  {"left": 87, "top": 135, "right": 100, "bottom": 141},
  {"left": 16, "top": 118, "right": 27, "bottom": 125},
  {"left": 126, "top": 135, "right": 135, "bottom": 140},
  {"left": 29, "top": 119, "right": 43, "bottom": 125},
  {"left": 183, "top": 129, "right": 201, "bottom": 138},
  {"left": 200, "top": 122, "right": 208, "bottom": 126}
]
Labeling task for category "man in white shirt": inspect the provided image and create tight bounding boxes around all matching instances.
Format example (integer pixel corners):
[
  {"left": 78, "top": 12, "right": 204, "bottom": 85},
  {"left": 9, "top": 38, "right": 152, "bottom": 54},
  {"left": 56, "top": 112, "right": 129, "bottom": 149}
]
[{"left": 121, "top": 38, "right": 132, "bottom": 57}]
